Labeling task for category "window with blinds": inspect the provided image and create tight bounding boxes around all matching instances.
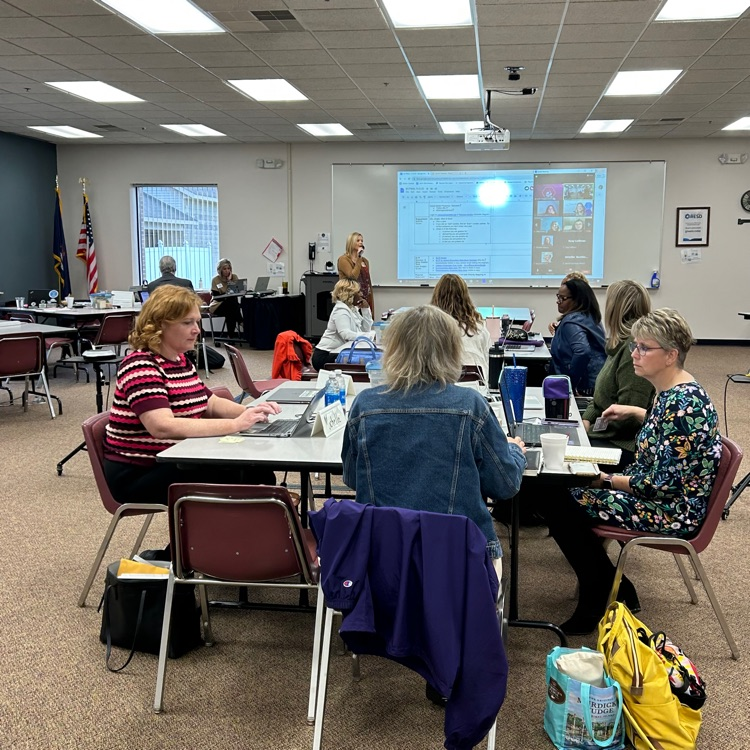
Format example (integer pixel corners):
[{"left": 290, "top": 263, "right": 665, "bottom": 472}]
[{"left": 135, "top": 185, "right": 219, "bottom": 289}]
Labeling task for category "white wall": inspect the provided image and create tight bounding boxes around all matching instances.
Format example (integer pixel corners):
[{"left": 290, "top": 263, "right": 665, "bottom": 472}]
[{"left": 58, "top": 136, "right": 750, "bottom": 339}]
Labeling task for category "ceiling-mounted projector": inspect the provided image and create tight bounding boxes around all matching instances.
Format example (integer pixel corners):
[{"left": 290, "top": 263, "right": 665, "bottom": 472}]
[{"left": 465, "top": 127, "right": 510, "bottom": 151}]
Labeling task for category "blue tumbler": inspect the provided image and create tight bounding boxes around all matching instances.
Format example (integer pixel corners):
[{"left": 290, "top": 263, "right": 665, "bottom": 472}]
[{"left": 503, "top": 365, "right": 527, "bottom": 425}]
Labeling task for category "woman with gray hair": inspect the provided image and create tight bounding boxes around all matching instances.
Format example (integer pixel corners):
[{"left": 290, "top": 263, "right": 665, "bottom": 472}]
[
  {"left": 342, "top": 305, "right": 526, "bottom": 562},
  {"left": 312, "top": 278, "right": 373, "bottom": 371},
  {"left": 539, "top": 308, "right": 722, "bottom": 635}
]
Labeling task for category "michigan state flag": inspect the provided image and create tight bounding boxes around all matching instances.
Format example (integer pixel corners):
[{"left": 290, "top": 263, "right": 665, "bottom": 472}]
[{"left": 52, "top": 187, "right": 72, "bottom": 298}]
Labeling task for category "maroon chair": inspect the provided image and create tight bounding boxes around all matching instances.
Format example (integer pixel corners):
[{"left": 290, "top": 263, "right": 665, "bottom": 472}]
[
  {"left": 153, "top": 483, "right": 322, "bottom": 718},
  {"left": 594, "top": 435, "right": 742, "bottom": 659},
  {"left": 0, "top": 333, "right": 60, "bottom": 418},
  {"left": 224, "top": 342, "right": 288, "bottom": 402},
  {"left": 78, "top": 386, "right": 235, "bottom": 607}
]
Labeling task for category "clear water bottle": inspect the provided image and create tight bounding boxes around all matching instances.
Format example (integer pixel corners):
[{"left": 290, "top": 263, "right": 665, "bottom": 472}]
[
  {"left": 198, "top": 277, "right": 204, "bottom": 289},
  {"left": 334, "top": 368, "right": 346, "bottom": 406},
  {"left": 324, "top": 373, "right": 339, "bottom": 407}
]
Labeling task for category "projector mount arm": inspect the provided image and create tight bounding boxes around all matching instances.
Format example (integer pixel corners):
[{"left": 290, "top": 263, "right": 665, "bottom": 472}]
[{"left": 483, "top": 87, "right": 538, "bottom": 132}]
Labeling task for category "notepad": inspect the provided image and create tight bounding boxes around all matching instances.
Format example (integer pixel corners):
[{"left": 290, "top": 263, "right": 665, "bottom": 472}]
[{"left": 563, "top": 446, "right": 622, "bottom": 465}]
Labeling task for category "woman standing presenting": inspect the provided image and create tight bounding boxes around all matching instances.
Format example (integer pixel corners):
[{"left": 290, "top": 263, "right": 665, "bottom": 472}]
[
  {"left": 338, "top": 231, "right": 374, "bottom": 313},
  {"left": 209, "top": 258, "right": 243, "bottom": 338}
]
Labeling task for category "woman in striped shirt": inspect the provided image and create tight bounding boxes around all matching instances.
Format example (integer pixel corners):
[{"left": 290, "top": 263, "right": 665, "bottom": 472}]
[{"left": 103, "top": 285, "right": 280, "bottom": 504}]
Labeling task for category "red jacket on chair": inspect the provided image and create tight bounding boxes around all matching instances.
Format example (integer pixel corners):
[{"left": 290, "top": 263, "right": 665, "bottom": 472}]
[{"left": 272, "top": 330, "right": 313, "bottom": 380}]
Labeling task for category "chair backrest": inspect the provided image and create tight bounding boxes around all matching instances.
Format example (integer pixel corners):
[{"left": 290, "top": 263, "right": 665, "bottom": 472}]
[
  {"left": 687, "top": 435, "right": 743, "bottom": 554},
  {"left": 210, "top": 385, "right": 234, "bottom": 401},
  {"left": 224, "top": 342, "right": 261, "bottom": 398},
  {"left": 0, "top": 334, "right": 43, "bottom": 377},
  {"left": 81, "top": 411, "right": 122, "bottom": 515},
  {"left": 459, "top": 365, "right": 483, "bottom": 383},
  {"left": 5, "top": 311, "right": 35, "bottom": 323},
  {"left": 167, "top": 483, "right": 317, "bottom": 584},
  {"left": 197, "top": 291, "right": 211, "bottom": 306},
  {"left": 95, "top": 313, "right": 135, "bottom": 347}
]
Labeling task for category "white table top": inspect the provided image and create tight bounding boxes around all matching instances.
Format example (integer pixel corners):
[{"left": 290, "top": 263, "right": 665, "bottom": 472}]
[
  {"left": 157, "top": 381, "right": 367, "bottom": 470},
  {"left": 0, "top": 320, "right": 77, "bottom": 336},
  {"left": 24, "top": 305, "right": 141, "bottom": 318},
  {"left": 476, "top": 307, "right": 532, "bottom": 322}
]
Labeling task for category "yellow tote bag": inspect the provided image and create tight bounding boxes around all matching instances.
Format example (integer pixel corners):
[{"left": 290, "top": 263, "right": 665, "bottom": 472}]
[{"left": 597, "top": 603, "right": 702, "bottom": 750}]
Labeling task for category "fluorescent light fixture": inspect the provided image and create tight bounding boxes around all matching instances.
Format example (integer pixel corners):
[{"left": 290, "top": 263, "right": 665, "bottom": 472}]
[
  {"left": 604, "top": 70, "right": 681, "bottom": 96},
  {"left": 418, "top": 74, "right": 479, "bottom": 100},
  {"left": 723, "top": 117, "right": 750, "bottom": 130},
  {"left": 45, "top": 81, "right": 144, "bottom": 103},
  {"left": 228, "top": 79, "right": 307, "bottom": 102},
  {"left": 160, "top": 124, "right": 226, "bottom": 137},
  {"left": 28, "top": 125, "right": 103, "bottom": 139},
  {"left": 97, "top": 0, "right": 224, "bottom": 34},
  {"left": 580, "top": 119, "right": 634, "bottom": 133},
  {"left": 656, "top": 0, "right": 750, "bottom": 21},
  {"left": 297, "top": 123, "right": 353, "bottom": 137},
  {"left": 382, "top": 0, "right": 472, "bottom": 28},
  {"left": 440, "top": 120, "right": 484, "bottom": 134}
]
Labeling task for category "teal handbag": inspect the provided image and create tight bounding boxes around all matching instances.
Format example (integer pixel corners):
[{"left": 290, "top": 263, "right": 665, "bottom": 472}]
[{"left": 544, "top": 646, "right": 624, "bottom": 750}]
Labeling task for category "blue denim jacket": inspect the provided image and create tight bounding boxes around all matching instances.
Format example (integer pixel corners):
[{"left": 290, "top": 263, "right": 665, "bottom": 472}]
[{"left": 342, "top": 383, "right": 526, "bottom": 557}]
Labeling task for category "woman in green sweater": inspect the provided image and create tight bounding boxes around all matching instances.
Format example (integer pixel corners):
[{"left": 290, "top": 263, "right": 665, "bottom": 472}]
[{"left": 581, "top": 280, "right": 654, "bottom": 470}]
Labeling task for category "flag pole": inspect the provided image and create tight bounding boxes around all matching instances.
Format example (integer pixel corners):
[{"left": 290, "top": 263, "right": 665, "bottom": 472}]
[{"left": 56, "top": 175, "right": 61, "bottom": 296}]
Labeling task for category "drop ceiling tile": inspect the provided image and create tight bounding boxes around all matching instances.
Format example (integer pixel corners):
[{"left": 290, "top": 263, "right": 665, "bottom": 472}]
[
  {"left": 0, "top": 55, "right": 69, "bottom": 71},
  {"left": 10, "top": 36, "right": 105, "bottom": 55},
  {"left": 234, "top": 32, "right": 324, "bottom": 51},
  {"left": 474, "top": 3, "right": 565, "bottom": 26},
  {"left": 397, "top": 28, "right": 476, "bottom": 47},
  {"left": 183, "top": 50, "right": 267, "bottom": 67},
  {"left": 330, "top": 48, "right": 404, "bottom": 65},
  {"left": 693, "top": 55, "right": 750, "bottom": 69},
  {"left": 559, "top": 23, "right": 645, "bottom": 44},
  {"left": 292, "top": 9, "right": 388, "bottom": 31},
  {"left": 253, "top": 49, "right": 335, "bottom": 66},
  {"left": 640, "top": 20, "right": 734, "bottom": 42},
  {"left": 274, "top": 63, "right": 356, "bottom": 78},
  {"left": 555, "top": 42, "right": 633, "bottom": 59},
  {"left": 39, "top": 14, "right": 137, "bottom": 36},
  {"left": 630, "top": 40, "right": 714, "bottom": 58},
  {"left": 80, "top": 35, "right": 173, "bottom": 54},
  {"left": 565, "top": 1, "right": 656, "bottom": 25},
  {"left": 479, "top": 25, "right": 560, "bottom": 45},
  {"left": 314, "top": 30, "right": 396, "bottom": 49}
]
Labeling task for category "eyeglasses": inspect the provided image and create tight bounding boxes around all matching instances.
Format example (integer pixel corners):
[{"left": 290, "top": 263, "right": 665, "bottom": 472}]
[
  {"left": 555, "top": 294, "right": 571, "bottom": 302},
  {"left": 628, "top": 341, "right": 662, "bottom": 356}
]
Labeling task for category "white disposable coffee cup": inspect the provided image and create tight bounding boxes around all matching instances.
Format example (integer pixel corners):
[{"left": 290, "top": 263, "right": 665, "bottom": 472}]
[
  {"left": 277, "top": 286, "right": 284, "bottom": 295},
  {"left": 66, "top": 296, "right": 74, "bottom": 308},
  {"left": 540, "top": 433, "right": 568, "bottom": 471}
]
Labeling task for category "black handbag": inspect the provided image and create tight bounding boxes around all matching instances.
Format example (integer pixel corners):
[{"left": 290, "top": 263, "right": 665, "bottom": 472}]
[{"left": 98, "top": 561, "right": 203, "bottom": 672}]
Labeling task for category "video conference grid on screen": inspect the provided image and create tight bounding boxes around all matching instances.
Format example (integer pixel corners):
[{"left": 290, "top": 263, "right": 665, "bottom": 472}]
[{"left": 396, "top": 168, "right": 607, "bottom": 283}]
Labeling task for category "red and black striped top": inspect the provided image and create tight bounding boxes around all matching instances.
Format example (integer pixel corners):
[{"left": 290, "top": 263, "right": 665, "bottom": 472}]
[{"left": 104, "top": 349, "right": 212, "bottom": 466}]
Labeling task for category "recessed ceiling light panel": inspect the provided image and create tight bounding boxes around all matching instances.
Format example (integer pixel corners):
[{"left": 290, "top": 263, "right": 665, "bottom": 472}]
[
  {"left": 45, "top": 81, "right": 144, "bottom": 103},
  {"left": 228, "top": 79, "right": 307, "bottom": 102},
  {"left": 28, "top": 125, "right": 103, "bottom": 139},
  {"left": 604, "top": 70, "right": 681, "bottom": 96},
  {"left": 417, "top": 74, "right": 479, "bottom": 100},
  {"left": 160, "top": 124, "right": 226, "bottom": 137},
  {"left": 580, "top": 119, "right": 634, "bottom": 133},
  {"left": 723, "top": 117, "right": 750, "bottom": 130},
  {"left": 297, "top": 123, "right": 353, "bottom": 137},
  {"left": 382, "top": 0, "right": 472, "bottom": 28},
  {"left": 97, "top": 0, "right": 224, "bottom": 34},
  {"left": 656, "top": 0, "right": 750, "bottom": 21},
  {"left": 440, "top": 121, "right": 484, "bottom": 134}
]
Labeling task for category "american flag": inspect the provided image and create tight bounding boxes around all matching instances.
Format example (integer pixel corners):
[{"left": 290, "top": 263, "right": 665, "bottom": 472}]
[{"left": 76, "top": 192, "right": 98, "bottom": 294}]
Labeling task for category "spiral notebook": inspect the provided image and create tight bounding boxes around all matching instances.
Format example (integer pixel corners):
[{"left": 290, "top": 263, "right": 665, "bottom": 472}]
[{"left": 563, "top": 446, "right": 622, "bottom": 465}]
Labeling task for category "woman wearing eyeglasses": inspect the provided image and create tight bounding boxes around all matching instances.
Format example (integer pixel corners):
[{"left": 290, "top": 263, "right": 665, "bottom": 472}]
[
  {"left": 581, "top": 280, "right": 655, "bottom": 470},
  {"left": 549, "top": 276, "right": 606, "bottom": 395},
  {"left": 540, "top": 308, "right": 721, "bottom": 634}
]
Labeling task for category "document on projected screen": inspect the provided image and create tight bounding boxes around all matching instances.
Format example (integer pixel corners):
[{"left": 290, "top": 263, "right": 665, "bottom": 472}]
[{"left": 396, "top": 168, "right": 607, "bottom": 283}]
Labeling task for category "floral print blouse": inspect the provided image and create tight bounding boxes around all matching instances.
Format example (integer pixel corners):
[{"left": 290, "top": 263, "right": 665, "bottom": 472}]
[{"left": 572, "top": 381, "right": 722, "bottom": 536}]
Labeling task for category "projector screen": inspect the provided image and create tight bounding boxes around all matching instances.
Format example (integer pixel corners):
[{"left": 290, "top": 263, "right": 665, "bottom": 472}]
[{"left": 332, "top": 161, "right": 665, "bottom": 288}]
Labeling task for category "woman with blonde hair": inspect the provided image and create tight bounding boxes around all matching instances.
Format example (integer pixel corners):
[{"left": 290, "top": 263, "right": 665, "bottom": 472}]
[
  {"left": 103, "top": 285, "right": 279, "bottom": 507},
  {"left": 431, "top": 273, "right": 491, "bottom": 383},
  {"left": 209, "top": 257, "right": 243, "bottom": 337},
  {"left": 337, "top": 231, "right": 374, "bottom": 312},
  {"left": 312, "top": 278, "right": 373, "bottom": 371},
  {"left": 342, "top": 305, "right": 525, "bottom": 561},
  {"left": 581, "top": 280, "right": 654, "bottom": 468}
]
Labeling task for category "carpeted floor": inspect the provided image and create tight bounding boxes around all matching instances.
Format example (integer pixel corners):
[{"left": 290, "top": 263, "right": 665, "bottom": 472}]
[{"left": 1, "top": 343, "right": 747, "bottom": 749}]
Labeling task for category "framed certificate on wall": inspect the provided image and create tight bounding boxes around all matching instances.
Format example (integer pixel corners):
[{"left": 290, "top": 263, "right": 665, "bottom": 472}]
[{"left": 676, "top": 207, "right": 710, "bottom": 247}]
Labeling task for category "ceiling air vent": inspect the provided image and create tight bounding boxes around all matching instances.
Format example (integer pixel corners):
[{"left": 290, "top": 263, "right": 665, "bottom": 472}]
[
  {"left": 366, "top": 122, "right": 392, "bottom": 130},
  {"left": 251, "top": 9, "right": 304, "bottom": 31},
  {"left": 637, "top": 118, "right": 685, "bottom": 126},
  {"left": 94, "top": 124, "right": 126, "bottom": 132}
]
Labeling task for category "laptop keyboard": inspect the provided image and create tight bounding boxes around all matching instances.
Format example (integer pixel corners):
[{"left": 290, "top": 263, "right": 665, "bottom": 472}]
[
  {"left": 246, "top": 419, "right": 298, "bottom": 436},
  {"left": 504, "top": 344, "right": 535, "bottom": 352},
  {"left": 516, "top": 422, "right": 579, "bottom": 447}
]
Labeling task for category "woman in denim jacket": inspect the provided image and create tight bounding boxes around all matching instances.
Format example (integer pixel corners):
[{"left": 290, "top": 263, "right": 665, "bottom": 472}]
[{"left": 342, "top": 305, "right": 526, "bottom": 561}]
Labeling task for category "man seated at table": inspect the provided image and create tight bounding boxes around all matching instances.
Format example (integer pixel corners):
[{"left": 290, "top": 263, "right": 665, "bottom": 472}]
[{"left": 147, "top": 256, "right": 194, "bottom": 294}]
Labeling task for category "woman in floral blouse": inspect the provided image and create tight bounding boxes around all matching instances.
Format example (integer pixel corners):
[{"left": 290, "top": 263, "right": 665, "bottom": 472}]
[{"left": 539, "top": 308, "right": 721, "bottom": 635}]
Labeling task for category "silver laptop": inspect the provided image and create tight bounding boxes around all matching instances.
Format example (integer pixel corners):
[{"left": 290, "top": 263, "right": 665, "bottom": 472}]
[
  {"left": 252, "top": 276, "right": 274, "bottom": 296},
  {"left": 498, "top": 369, "right": 580, "bottom": 447},
  {"left": 240, "top": 388, "right": 324, "bottom": 438},
  {"left": 271, "top": 387, "right": 320, "bottom": 404},
  {"left": 227, "top": 278, "right": 248, "bottom": 293}
]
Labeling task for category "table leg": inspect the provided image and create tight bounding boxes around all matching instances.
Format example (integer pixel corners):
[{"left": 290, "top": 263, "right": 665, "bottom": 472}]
[{"left": 507, "top": 492, "right": 568, "bottom": 645}]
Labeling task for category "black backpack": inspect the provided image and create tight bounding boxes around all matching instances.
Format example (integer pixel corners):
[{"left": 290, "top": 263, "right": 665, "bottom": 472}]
[{"left": 187, "top": 344, "right": 225, "bottom": 371}]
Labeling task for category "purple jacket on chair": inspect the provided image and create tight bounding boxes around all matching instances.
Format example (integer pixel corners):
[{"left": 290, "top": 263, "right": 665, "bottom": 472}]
[{"left": 310, "top": 498, "right": 507, "bottom": 750}]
